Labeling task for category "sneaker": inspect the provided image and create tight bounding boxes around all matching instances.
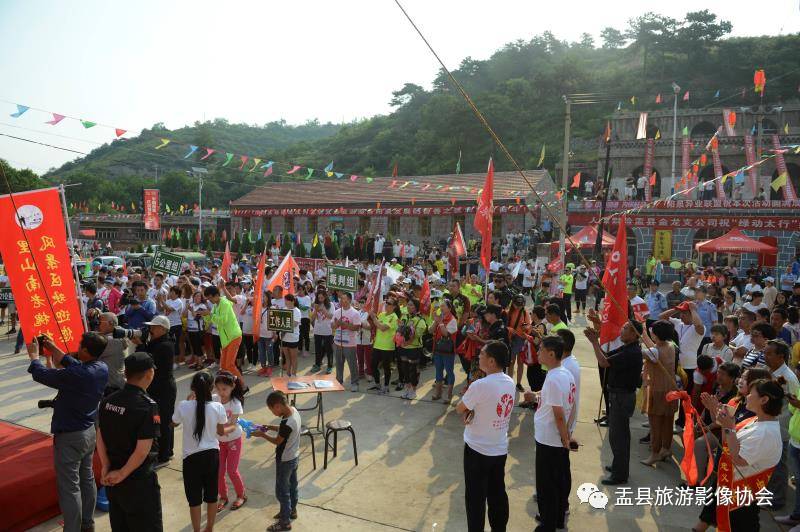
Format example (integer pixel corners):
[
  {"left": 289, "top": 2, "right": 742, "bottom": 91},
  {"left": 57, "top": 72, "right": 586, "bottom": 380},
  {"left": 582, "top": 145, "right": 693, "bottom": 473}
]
[
  {"left": 350, "top": 384, "right": 358, "bottom": 392},
  {"left": 272, "top": 510, "right": 298, "bottom": 520},
  {"left": 406, "top": 390, "right": 417, "bottom": 400},
  {"left": 395, "top": 383, "right": 404, "bottom": 391},
  {"left": 368, "top": 384, "right": 380, "bottom": 391},
  {"left": 311, "top": 365, "right": 320, "bottom": 373},
  {"left": 400, "top": 390, "right": 409, "bottom": 399},
  {"left": 366, "top": 375, "right": 374, "bottom": 383}
]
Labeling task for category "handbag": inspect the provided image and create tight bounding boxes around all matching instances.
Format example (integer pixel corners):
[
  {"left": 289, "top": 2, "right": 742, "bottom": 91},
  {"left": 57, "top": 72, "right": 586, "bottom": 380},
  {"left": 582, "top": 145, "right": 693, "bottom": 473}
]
[{"left": 434, "top": 316, "right": 455, "bottom": 355}]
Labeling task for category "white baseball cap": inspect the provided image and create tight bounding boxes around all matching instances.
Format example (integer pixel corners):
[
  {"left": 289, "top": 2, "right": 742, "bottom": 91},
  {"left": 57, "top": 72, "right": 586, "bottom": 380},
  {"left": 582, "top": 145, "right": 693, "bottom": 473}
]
[{"left": 143, "top": 315, "right": 170, "bottom": 329}]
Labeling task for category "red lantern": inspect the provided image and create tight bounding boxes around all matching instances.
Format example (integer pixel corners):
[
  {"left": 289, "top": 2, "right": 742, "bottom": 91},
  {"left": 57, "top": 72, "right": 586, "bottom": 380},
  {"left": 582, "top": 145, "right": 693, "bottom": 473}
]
[{"left": 376, "top": 202, "right": 381, "bottom": 209}]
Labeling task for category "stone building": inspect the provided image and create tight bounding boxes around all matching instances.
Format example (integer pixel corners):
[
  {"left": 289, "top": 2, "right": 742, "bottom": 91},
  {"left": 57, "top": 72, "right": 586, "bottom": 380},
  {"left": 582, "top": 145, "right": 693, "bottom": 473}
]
[{"left": 229, "top": 170, "right": 555, "bottom": 245}]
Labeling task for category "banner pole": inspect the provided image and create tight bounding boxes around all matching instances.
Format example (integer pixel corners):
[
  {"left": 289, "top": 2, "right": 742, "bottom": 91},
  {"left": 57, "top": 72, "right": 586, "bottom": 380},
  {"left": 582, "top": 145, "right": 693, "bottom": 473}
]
[{"left": 60, "top": 184, "right": 88, "bottom": 332}]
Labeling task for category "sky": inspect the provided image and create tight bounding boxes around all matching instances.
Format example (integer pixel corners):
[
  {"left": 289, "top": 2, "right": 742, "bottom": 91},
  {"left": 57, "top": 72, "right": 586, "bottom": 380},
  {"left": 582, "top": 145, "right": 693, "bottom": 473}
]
[{"left": 1, "top": 0, "right": 798, "bottom": 174}]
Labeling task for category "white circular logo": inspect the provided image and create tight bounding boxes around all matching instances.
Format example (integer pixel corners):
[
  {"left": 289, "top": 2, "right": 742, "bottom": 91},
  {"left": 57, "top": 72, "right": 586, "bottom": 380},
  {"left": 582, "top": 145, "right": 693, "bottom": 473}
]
[{"left": 14, "top": 204, "right": 44, "bottom": 230}]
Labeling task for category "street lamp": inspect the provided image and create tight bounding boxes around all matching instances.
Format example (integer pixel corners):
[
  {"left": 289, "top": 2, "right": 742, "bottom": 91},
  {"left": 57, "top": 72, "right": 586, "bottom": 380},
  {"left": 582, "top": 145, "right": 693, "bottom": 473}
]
[
  {"left": 670, "top": 82, "right": 681, "bottom": 195},
  {"left": 189, "top": 167, "right": 208, "bottom": 238}
]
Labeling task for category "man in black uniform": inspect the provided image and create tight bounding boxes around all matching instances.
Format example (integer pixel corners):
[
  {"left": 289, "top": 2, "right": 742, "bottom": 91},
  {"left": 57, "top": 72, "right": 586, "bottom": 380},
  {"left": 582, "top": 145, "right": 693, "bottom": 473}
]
[
  {"left": 584, "top": 321, "right": 643, "bottom": 486},
  {"left": 97, "top": 352, "right": 163, "bottom": 531},
  {"left": 135, "top": 315, "right": 176, "bottom": 466}
]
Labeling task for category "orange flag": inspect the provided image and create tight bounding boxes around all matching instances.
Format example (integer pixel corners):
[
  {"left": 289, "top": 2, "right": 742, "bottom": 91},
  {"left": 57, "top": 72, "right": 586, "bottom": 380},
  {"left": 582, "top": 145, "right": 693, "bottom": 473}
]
[
  {"left": 251, "top": 249, "right": 267, "bottom": 341},
  {"left": 220, "top": 241, "right": 232, "bottom": 281},
  {"left": 266, "top": 251, "right": 298, "bottom": 295},
  {"left": 649, "top": 171, "right": 657, "bottom": 186},
  {"left": 570, "top": 172, "right": 581, "bottom": 188}
]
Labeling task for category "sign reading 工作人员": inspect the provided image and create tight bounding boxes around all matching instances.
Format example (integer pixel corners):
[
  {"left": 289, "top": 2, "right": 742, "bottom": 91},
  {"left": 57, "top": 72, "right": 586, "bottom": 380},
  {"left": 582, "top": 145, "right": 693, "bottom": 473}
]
[
  {"left": 0, "top": 187, "right": 85, "bottom": 352},
  {"left": 267, "top": 308, "right": 294, "bottom": 332}
]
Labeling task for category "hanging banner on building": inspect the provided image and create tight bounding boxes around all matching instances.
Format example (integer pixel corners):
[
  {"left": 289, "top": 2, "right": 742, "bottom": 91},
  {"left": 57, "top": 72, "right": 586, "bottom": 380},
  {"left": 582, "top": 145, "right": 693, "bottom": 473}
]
[
  {"left": 142, "top": 189, "right": 160, "bottom": 230},
  {"left": 711, "top": 149, "right": 726, "bottom": 200},
  {"left": 578, "top": 199, "right": 800, "bottom": 210},
  {"left": 681, "top": 136, "right": 691, "bottom": 195},
  {"left": 643, "top": 138, "right": 655, "bottom": 201},
  {"left": 569, "top": 212, "right": 800, "bottom": 231},
  {"left": 653, "top": 229, "right": 673, "bottom": 261},
  {"left": 772, "top": 135, "right": 797, "bottom": 201},
  {"left": 743, "top": 135, "right": 759, "bottom": 197},
  {"left": 326, "top": 265, "right": 358, "bottom": 292},
  {"left": 0, "top": 187, "right": 84, "bottom": 352},
  {"left": 231, "top": 204, "right": 529, "bottom": 218}
]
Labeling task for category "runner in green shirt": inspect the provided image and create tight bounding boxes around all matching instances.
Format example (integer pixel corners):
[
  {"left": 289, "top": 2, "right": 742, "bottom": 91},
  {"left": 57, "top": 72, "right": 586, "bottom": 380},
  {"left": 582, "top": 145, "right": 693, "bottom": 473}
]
[{"left": 559, "top": 268, "right": 575, "bottom": 323}]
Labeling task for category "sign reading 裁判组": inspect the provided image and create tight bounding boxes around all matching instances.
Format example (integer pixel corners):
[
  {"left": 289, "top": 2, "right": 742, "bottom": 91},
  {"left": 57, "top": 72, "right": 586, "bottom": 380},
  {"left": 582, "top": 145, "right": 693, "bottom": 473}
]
[
  {"left": 326, "top": 265, "right": 358, "bottom": 292},
  {"left": 267, "top": 308, "right": 294, "bottom": 332},
  {"left": 0, "top": 287, "right": 14, "bottom": 303},
  {"left": 152, "top": 249, "right": 184, "bottom": 276}
]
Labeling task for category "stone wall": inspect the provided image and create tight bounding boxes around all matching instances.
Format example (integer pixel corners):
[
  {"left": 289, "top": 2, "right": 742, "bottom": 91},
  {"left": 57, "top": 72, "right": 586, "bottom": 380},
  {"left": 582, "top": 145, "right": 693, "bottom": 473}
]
[
  {"left": 370, "top": 216, "right": 388, "bottom": 235},
  {"left": 431, "top": 216, "right": 452, "bottom": 241}
]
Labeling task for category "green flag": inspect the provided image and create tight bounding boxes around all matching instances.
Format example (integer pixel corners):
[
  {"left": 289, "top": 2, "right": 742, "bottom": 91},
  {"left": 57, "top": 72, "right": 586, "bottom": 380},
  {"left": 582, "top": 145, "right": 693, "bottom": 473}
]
[
  {"left": 682, "top": 126, "right": 689, "bottom": 137},
  {"left": 222, "top": 153, "right": 234, "bottom": 167},
  {"left": 366, "top": 177, "right": 374, "bottom": 183},
  {"left": 537, "top": 144, "right": 546, "bottom": 167},
  {"left": 305, "top": 168, "right": 314, "bottom": 180},
  {"left": 80, "top": 120, "right": 96, "bottom": 129},
  {"left": 455, "top": 150, "right": 462, "bottom": 174},
  {"left": 83, "top": 261, "right": 92, "bottom": 277}
]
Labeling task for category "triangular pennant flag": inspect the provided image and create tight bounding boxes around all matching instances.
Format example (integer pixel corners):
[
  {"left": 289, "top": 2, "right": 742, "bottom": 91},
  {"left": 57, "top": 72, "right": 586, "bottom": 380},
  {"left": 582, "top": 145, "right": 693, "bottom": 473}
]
[
  {"left": 324, "top": 161, "right": 334, "bottom": 177},
  {"left": 261, "top": 161, "right": 274, "bottom": 169},
  {"left": 649, "top": 171, "right": 657, "bottom": 186},
  {"left": 655, "top": 93, "right": 662, "bottom": 104},
  {"left": 350, "top": 175, "right": 358, "bottom": 181},
  {"left": 80, "top": 120, "right": 96, "bottom": 129},
  {"left": 772, "top": 172, "right": 788, "bottom": 191},
  {"left": 287, "top": 165, "right": 302, "bottom": 174},
  {"left": 46, "top": 113, "right": 65, "bottom": 125},
  {"left": 184, "top": 145, "right": 199, "bottom": 159},
  {"left": 714, "top": 90, "right": 720, "bottom": 98},
  {"left": 630, "top": 96, "right": 636, "bottom": 105},
  {"left": 250, "top": 158, "right": 261, "bottom": 172},
  {"left": 222, "top": 153, "right": 234, "bottom": 166},
  {"left": 616, "top": 101, "right": 622, "bottom": 111},
  {"left": 655, "top": 130, "right": 661, "bottom": 140},
  {"left": 335, "top": 172, "right": 344, "bottom": 179},
  {"left": 682, "top": 91, "right": 690, "bottom": 101},
  {"left": 238, "top": 155, "right": 249, "bottom": 170},
  {"left": 10, "top": 104, "right": 29, "bottom": 118},
  {"left": 538, "top": 144, "right": 546, "bottom": 167},
  {"left": 263, "top": 166, "right": 273, "bottom": 177},
  {"left": 115, "top": 128, "right": 126, "bottom": 137},
  {"left": 200, "top": 148, "right": 216, "bottom": 160},
  {"left": 155, "top": 138, "right": 171, "bottom": 149},
  {"left": 682, "top": 126, "right": 689, "bottom": 136},
  {"left": 365, "top": 177, "right": 374, "bottom": 183},
  {"left": 751, "top": 124, "right": 757, "bottom": 135},
  {"left": 785, "top": 123, "right": 790, "bottom": 134},
  {"left": 570, "top": 172, "right": 581, "bottom": 188},
  {"left": 305, "top": 168, "right": 314, "bottom": 179}
]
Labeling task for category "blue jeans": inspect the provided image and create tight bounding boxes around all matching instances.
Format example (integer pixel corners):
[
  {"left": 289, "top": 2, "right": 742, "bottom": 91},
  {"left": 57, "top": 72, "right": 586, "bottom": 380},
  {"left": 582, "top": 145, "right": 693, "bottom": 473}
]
[
  {"left": 275, "top": 457, "right": 298, "bottom": 523},
  {"left": 15, "top": 329, "right": 24, "bottom": 352},
  {"left": 258, "top": 338, "right": 274, "bottom": 367},
  {"left": 434, "top": 353, "right": 455, "bottom": 385}
]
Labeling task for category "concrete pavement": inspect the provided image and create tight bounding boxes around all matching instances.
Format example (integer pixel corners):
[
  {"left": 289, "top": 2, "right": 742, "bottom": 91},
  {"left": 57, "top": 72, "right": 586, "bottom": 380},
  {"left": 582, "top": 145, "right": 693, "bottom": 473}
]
[{"left": 0, "top": 318, "right": 784, "bottom": 531}]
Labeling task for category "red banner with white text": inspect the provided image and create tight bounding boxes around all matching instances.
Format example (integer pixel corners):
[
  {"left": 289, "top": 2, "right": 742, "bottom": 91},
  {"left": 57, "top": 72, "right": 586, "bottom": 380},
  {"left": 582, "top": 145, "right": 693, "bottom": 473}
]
[
  {"left": 643, "top": 139, "right": 655, "bottom": 201},
  {"left": 0, "top": 188, "right": 84, "bottom": 351},
  {"left": 143, "top": 189, "right": 160, "bottom": 230}
]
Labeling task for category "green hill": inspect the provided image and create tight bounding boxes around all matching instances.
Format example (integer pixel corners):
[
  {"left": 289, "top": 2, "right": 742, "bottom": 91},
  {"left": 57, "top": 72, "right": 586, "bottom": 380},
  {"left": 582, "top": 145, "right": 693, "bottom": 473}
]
[{"left": 25, "top": 10, "right": 800, "bottom": 211}]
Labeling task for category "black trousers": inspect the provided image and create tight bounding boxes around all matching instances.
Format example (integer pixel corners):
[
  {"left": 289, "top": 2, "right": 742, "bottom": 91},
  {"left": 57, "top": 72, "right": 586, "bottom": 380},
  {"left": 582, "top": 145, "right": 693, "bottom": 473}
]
[
  {"left": 463, "top": 443, "right": 508, "bottom": 532},
  {"left": 608, "top": 390, "right": 636, "bottom": 481},
  {"left": 676, "top": 378, "right": 695, "bottom": 427},
  {"left": 107, "top": 473, "right": 163, "bottom": 532},
  {"left": 299, "top": 317, "right": 311, "bottom": 351},
  {"left": 535, "top": 441, "right": 570, "bottom": 531},
  {"left": 314, "top": 334, "right": 333, "bottom": 367},
  {"left": 526, "top": 364, "right": 546, "bottom": 392},
  {"left": 242, "top": 334, "right": 256, "bottom": 365},
  {"left": 149, "top": 381, "right": 176, "bottom": 462},
  {"left": 372, "top": 348, "right": 394, "bottom": 387},
  {"left": 562, "top": 294, "right": 572, "bottom": 322},
  {"left": 598, "top": 367, "right": 610, "bottom": 418},
  {"left": 699, "top": 497, "right": 761, "bottom": 531}
]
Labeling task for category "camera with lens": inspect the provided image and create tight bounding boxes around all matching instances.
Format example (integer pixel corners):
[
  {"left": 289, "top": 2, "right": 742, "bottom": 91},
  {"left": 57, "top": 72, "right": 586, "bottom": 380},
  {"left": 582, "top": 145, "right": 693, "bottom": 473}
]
[
  {"left": 111, "top": 326, "right": 150, "bottom": 344},
  {"left": 119, "top": 289, "right": 136, "bottom": 307}
]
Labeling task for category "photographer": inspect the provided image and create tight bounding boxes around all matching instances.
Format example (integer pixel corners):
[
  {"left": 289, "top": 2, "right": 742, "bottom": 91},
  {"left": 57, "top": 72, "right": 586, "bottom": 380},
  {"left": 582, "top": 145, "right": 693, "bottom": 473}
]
[
  {"left": 135, "top": 315, "right": 176, "bottom": 467},
  {"left": 27, "top": 332, "right": 109, "bottom": 532},
  {"left": 92, "top": 311, "right": 132, "bottom": 395},
  {"left": 124, "top": 280, "right": 156, "bottom": 329}
]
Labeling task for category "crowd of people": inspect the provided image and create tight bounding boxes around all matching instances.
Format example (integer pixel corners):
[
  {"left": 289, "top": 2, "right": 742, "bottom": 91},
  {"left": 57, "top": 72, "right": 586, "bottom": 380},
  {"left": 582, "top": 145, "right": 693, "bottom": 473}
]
[{"left": 20, "top": 241, "right": 800, "bottom": 531}]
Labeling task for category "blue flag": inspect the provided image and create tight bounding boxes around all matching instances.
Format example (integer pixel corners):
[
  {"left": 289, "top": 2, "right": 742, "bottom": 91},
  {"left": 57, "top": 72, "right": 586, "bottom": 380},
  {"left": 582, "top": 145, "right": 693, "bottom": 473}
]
[
  {"left": 184, "top": 145, "right": 199, "bottom": 159},
  {"left": 324, "top": 161, "right": 334, "bottom": 173},
  {"left": 10, "top": 104, "right": 29, "bottom": 118},
  {"left": 714, "top": 90, "right": 720, "bottom": 98}
]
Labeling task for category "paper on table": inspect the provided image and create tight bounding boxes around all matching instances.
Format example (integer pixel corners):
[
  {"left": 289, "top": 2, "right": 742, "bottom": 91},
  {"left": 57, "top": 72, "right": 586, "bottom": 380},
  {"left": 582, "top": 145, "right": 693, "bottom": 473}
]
[
  {"left": 287, "top": 381, "right": 310, "bottom": 390},
  {"left": 313, "top": 380, "right": 335, "bottom": 389}
]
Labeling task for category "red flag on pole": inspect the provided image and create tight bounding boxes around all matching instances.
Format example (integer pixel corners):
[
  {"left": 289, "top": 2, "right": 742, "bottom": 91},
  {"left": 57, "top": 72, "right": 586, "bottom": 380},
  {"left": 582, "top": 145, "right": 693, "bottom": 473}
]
[
  {"left": 599, "top": 215, "right": 628, "bottom": 345},
  {"left": 392, "top": 162, "right": 398, "bottom": 178},
  {"left": 649, "top": 171, "right": 657, "bottom": 186},
  {"left": 419, "top": 275, "right": 431, "bottom": 316},
  {"left": 251, "top": 250, "right": 267, "bottom": 341},
  {"left": 452, "top": 222, "right": 467, "bottom": 257},
  {"left": 570, "top": 172, "right": 581, "bottom": 189},
  {"left": 474, "top": 158, "right": 494, "bottom": 271},
  {"left": 220, "top": 241, "right": 232, "bottom": 281}
]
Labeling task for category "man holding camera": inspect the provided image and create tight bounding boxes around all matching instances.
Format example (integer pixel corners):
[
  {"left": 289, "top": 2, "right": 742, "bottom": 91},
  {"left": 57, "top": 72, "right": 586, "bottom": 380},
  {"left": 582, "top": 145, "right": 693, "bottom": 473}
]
[
  {"left": 91, "top": 312, "right": 131, "bottom": 395},
  {"left": 123, "top": 280, "right": 156, "bottom": 329},
  {"left": 27, "top": 332, "right": 109, "bottom": 532},
  {"left": 135, "top": 315, "right": 176, "bottom": 466}
]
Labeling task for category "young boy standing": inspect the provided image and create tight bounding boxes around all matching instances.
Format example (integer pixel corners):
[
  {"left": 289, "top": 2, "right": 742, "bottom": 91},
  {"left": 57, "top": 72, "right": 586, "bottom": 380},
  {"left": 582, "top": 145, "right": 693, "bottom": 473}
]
[{"left": 255, "top": 391, "right": 302, "bottom": 531}]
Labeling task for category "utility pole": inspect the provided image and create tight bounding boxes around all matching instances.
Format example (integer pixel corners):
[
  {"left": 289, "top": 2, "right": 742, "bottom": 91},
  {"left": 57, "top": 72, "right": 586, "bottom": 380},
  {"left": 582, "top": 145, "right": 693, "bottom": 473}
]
[
  {"left": 594, "top": 138, "right": 612, "bottom": 259},
  {"left": 154, "top": 165, "right": 159, "bottom": 185},
  {"left": 559, "top": 97, "right": 571, "bottom": 268}
]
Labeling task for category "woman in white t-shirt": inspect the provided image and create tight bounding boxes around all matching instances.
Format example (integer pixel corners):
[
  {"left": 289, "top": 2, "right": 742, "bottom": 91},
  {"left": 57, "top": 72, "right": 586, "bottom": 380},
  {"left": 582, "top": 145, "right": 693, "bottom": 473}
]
[
  {"left": 186, "top": 291, "right": 208, "bottom": 369},
  {"left": 161, "top": 286, "right": 185, "bottom": 343},
  {"left": 172, "top": 372, "right": 228, "bottom": 531},
  {"left": 295, "top": 285, "right": 313, "bottom": 358},
  {"left": 214, "top": 371, "right": 247, "bottom": 512},
  {"left": 280, "top": 294, "right": 302, "bottom": 377},
  {"left": 311, "top": 291, "right": 334, "bottom": 373},
  {"left": 694, "top": 378, "right": 784, "bottom": 530},
  {"left": 356, "top": 298, "right": 373, "bottom": 382},
  {"left": 257, "top": 292, "right": 275, "bottom": 377}
]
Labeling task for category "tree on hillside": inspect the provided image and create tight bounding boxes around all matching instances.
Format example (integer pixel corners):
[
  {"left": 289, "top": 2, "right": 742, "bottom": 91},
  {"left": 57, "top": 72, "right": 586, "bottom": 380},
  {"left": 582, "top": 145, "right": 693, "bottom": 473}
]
[{"left": 601, "top": 27, "right": 627, "bottom": 49}]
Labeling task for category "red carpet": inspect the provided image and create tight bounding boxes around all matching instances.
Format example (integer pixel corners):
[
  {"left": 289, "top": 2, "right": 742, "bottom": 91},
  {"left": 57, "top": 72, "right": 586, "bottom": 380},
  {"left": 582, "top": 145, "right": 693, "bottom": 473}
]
[{"left": 0, "top": 421, "right": 60, "bottom": 532}]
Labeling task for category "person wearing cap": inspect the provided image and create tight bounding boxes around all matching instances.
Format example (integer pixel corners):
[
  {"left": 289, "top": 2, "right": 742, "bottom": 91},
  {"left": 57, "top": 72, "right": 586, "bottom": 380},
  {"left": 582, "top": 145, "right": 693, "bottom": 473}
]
[
  {"left": 763, "top": 276, "right": 778, "bottom": 310},
  {"left": 136, "top": 314, "right": 177, "bottom": 466},
  {"left": 559, "top": 266, "right": 574, "bottom": 323},
  {"left": 97, "top": 352, "right": 163, "bottom": 531},
  {"left": 644, "top": 280, "right": 667, "bottom": 329}
]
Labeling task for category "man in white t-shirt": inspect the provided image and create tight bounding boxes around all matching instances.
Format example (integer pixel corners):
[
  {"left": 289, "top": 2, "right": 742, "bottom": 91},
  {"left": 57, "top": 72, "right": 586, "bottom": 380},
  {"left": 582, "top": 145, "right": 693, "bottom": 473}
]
[
  {"left": 743, "top": 291, "right": 768, "bottom": 314},
  {"left": 373, "top": 234, "right": 385, "bottom": 260},
  {"left": 457, "top": 341, "right": 516, "bottom": 532},
  {"left": 525, "top": 334, "right": 575, "bottom": 531},
  {"left": 636, "top": 174, "right": 647, "bottom": 199},
  {"left": 332, "top": 292, "right": 361, "bottom": 392},
  {"left": 659, "top": 301, "right": 705, "bottom": 429}
]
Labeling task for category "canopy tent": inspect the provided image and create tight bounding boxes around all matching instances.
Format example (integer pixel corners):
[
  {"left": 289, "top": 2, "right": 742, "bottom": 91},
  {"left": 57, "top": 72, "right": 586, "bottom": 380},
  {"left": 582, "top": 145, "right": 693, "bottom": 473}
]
[
  {"left": 550, "top": 225, "right": 616, "bottom": 251},
  {"left": 694, "top": 228, "right": 777, "bottom": 254}
]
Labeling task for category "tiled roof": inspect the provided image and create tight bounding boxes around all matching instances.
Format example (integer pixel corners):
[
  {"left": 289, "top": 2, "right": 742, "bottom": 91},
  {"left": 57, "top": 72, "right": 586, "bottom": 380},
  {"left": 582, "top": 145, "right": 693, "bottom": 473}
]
[{"left": 230, "top": 170, "right": 555, "bottom": 208}]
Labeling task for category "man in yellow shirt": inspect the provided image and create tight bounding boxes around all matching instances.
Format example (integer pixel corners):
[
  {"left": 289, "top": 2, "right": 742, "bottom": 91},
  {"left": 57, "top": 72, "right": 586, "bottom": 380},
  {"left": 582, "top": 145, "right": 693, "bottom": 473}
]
[{"left": 559, "top": 267, "right": 574, "bottom": 323}]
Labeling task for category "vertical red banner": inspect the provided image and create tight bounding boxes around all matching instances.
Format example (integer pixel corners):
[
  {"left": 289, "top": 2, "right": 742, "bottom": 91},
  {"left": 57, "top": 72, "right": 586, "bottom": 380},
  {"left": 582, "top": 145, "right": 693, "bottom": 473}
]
[
  {"left": 711, "top": 150, "right": 726, "bottom": 199},
  {"left": 772, "top": 135, "right": 797, "bottom": 201},
  {"left": 681, "top": 136, "right": 691, "bottom": 197},
  {"left": 744, "top": 135, "right": 759, "bottom": 198},
  {"left": 0, "top": 188, "right": 84, "bottom": 352},
  {"left": 143, "top": 189, "right": 160, "bottom": 230},
  {"left": 643, "top": 138, "right": 655, "bottom": 201}
]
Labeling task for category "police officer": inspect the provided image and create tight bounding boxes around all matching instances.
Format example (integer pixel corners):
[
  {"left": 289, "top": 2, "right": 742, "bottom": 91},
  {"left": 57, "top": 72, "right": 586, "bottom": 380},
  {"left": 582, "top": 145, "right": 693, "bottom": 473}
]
[
  {"left": 97, "top": 352, "right": 163, "bottom": 531},
  {"left": 135, "top": 315, "right": 177, "bottom": 465}
]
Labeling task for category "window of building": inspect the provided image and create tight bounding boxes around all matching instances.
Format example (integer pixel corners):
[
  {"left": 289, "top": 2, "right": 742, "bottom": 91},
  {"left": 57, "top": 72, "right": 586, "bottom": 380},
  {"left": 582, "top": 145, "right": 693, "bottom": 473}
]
[
  {"left": 492, "top": 214, "right": 502, "bottom": 238},
  {"left": 285, "top": 217, "right": 294, "bottom": 233},
  {"left": 388, "top": 216, "right": 400, "bottom": 237},
  {"left": 97, "top": 229, "right": 117, "bottom": 241},
  {"left": 308, "top": 216, "right": 318, "bottom": 234},
  {"left": 262, "top": 217, "right": 272, "bottom": 234},
  {"left": 359, "top": 216, "right": 371, "bottom": 234},
  {"left": 419, "top": 216, "right": 431, "bottom": 237}
]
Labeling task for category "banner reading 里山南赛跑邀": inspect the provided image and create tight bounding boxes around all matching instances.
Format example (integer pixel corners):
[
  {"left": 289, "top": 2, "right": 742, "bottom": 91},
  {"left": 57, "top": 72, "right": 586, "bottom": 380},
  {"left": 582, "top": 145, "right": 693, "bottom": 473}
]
[{"left": 0, "top": 188, "right": 84, "bottom": 352}]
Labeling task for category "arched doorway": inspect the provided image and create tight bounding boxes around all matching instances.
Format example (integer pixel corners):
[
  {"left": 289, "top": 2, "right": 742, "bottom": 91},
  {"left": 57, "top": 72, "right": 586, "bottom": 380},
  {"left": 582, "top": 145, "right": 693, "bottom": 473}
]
[
  {"left": 646, "top": 125, "right": 661, "bottom": 140},
  {"left": 631, "top": 165, "right": 661, "bottom": 197},
  {"left": 691, "top": 121, "right": 717, "bottom": 138},
  {"left": 762, "top": 119, "right": 779, "bottom": 135},
  {"left": 698, "top": 164, "right": 732, "bottom": 199},
  {"left": 770, "top": 162, "right": 800, "bottom": 200}
]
